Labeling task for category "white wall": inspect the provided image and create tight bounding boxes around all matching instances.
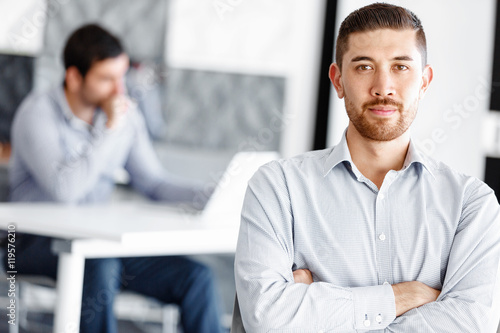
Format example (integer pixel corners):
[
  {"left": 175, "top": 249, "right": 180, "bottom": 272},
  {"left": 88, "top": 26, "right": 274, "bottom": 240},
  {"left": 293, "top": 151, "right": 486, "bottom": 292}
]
[
  {"left": 328, "top": 0, "right": 496, "bottom": 179},
  {"left": 281, "top": 0, "right": 326, "bottom": 158},
  {"left": 166, "top": 0, "right": 293, "bottom": 76},
  {"left": 0, "top": 0, "right": 46, "bottom": 55},
  {"left": 167, "top": 0, "right": 326, "bottom": 158}
]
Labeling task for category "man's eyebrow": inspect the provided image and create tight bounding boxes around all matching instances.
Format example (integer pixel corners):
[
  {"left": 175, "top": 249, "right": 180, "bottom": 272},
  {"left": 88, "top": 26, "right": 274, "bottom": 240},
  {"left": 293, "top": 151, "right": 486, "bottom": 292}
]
[
  {"left": 393, "top": 56, "right": 414, "bottom": 61},
  {"left": 351, "top": 56, "right": 373, "bottom": 62},
  {"left": 350, "top": 55, "right": 415, "bottom": 62}
]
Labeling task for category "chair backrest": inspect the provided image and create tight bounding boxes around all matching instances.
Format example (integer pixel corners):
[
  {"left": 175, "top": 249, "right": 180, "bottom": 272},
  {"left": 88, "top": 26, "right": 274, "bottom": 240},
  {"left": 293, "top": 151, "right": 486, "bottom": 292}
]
[{"left": 230, "top": 294, "right": 246, "bottom": 333}]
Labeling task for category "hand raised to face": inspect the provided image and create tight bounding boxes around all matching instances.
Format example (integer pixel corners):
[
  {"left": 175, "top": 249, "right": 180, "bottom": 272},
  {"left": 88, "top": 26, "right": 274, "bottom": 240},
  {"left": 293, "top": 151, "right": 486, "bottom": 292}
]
[{"left": 100, "top": 94, "right": 135, "bottom": 130}]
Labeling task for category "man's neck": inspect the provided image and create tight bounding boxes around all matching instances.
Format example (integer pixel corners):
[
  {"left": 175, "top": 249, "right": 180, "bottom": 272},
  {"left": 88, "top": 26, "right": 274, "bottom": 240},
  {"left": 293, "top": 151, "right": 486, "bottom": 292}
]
[
  {"left": 64, "top": 88, "right": 95, "bottom": 125},
  {"left": 346, "top": 123, "right": 410, "bottom": 189}
]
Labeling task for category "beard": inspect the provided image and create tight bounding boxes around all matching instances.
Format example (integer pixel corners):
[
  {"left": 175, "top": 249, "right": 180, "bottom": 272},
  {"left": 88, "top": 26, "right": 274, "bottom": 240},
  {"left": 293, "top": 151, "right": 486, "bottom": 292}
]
[
  {"left": 344, "top": 95, "right": 418, "bottom": 141},
  {"left": 79, "top": 81, "right": 109, "bottom": 108}
]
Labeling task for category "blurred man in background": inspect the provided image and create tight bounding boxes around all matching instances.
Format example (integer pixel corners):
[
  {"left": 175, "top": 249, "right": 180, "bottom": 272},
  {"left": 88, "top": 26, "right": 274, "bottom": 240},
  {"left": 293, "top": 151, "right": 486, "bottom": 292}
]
[{"left": 5, "top": 24, "right": 223, "bottom": 333}]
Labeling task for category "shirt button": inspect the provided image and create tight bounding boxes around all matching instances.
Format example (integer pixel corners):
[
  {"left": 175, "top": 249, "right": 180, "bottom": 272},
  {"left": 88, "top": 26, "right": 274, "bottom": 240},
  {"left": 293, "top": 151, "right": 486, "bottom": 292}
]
[
  {"left": 383, "top": 280, "right": 390, "bottom": 285},
  {"left": 318, "top": 330, "right": 325, "bottom": 333},
  {"left": 376, "top": 315, "right": 382, "bottom": 323},
  {"left": 363, "top": 319, "right": 371, "bottom": 327},
  {"left": 379, "top": 193, "right": 385, "bottom": 200},
  {"left": 378, "top": 233, "right": 386, "bottom": 241}
]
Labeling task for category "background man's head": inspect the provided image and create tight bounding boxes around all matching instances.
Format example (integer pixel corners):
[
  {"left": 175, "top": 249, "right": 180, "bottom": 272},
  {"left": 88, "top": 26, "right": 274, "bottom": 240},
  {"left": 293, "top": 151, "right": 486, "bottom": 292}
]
[
  {"left": 335, "top": 3, "right": 426, "bottom": 71},
  {"left": 63, "top": 24, "right": 129, "bottom": 106},
  {"left": 64, "top": 24, "right": 124, "bottom": 79}
]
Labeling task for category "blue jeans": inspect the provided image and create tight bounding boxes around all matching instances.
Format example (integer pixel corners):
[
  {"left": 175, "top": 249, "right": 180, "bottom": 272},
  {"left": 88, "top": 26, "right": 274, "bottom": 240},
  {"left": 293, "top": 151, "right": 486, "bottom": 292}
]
[{"left": 7, "top": 234, "right": 224, "bottom": 333}]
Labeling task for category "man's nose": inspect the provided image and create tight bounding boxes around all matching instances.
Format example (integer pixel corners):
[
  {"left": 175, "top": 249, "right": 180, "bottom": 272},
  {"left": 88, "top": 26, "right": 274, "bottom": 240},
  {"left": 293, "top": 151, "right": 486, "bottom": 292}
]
[{"left": 370, "top": 70, "right": 395, "bottom": 97}]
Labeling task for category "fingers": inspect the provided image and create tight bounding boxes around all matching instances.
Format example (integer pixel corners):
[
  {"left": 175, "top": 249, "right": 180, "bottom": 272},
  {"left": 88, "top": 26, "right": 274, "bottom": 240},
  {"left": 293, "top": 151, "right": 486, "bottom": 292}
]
[
  {"left": 293, "top": 269, "right": 313, "bottom": 285},
  {"left": 103, "top": 95, "right": 134, "bottom": 129},
  {"left": 415, "top": 281, "right": 440, "bottom": 303},
  {"left": 428, "top": 286, "right": 440, "bottom": 302}
]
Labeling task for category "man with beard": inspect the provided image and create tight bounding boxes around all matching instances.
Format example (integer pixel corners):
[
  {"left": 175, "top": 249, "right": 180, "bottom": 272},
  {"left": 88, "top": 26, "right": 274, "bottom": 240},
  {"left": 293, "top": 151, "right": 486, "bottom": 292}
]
[
  {"left": 233, "top": 3, "right": 500, "bottom": 332},
  {"left": 6, "top": 24, "right": 223, "bottom": 333}
]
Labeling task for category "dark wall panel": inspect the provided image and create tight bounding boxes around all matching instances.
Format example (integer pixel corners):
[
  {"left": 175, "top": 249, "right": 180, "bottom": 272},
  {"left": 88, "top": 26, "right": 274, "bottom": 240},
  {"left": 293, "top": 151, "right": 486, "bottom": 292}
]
[
  {"left": 485, "top": 157, "right": 500, "bottom": 203},
  {"left": 490, "top": 0, "right": 500, "bottom": 111},
  {"left": 313, "top": 0, "right": 337, "bottom": 150},
  {"left": 0, "top": 55, "right": 34, "bottom": 142}
]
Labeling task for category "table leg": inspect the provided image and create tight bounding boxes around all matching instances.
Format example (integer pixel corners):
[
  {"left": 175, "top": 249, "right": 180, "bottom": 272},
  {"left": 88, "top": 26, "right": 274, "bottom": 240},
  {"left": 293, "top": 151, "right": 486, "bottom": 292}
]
[{"left": 53, "top": 252, "right": 85, "bottom": 333}]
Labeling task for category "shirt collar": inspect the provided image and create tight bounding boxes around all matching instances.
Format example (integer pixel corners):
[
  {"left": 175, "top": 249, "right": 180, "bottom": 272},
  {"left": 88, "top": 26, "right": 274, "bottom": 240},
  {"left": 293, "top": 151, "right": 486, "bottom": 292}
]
[
  {"left": 323, "top": 128, "right": 353, "bottom": 177},
  {"left": 403, "top": 139, "right": 436, "bottom": 178},
  {"left": 323, "top": 128, "right": 435, "bottom": 179}
]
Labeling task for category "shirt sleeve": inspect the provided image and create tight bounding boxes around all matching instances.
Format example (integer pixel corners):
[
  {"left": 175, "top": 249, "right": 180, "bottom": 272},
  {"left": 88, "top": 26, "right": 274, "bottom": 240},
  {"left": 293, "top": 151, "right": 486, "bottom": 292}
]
[
  {"left": 234, "top": 161, "right": 396, "bottom": 332},
  {"left": 124, "top": 109, "right": 208, "bottom": 207},
  {"left": 387, "top": 179, "right": 500, "bottom": 333},
  {"left": 12, "top": 96, "right": 117, "bottom": 203}
]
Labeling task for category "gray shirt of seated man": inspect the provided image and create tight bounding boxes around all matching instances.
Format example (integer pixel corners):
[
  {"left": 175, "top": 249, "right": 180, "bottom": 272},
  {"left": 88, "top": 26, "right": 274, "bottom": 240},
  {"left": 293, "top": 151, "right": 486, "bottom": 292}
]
[
  {"left": 233, "top": 3, "right": 500, "bottom": 333},
  {"left": 9, "top": 85, "right": 206, "bottom": 205}
]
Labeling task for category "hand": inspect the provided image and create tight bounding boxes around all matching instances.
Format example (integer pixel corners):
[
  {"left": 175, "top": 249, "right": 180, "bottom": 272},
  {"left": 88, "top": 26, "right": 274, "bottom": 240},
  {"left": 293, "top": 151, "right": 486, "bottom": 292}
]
[
  {"left": 100, "top": 95, "right": 133, "bottom": 129},
  {"left": 293, "top": 269, "right": 313, "bottom": 285},
  {"left": 392, "top": 281, "right": 440, "bottom": 316}
]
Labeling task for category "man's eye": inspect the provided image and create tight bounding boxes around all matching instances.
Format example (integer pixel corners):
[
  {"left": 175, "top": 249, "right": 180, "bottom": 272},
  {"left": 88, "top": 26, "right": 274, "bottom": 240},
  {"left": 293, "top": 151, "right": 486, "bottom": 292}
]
[
  {"left": 395, "top": 65, "right": 408, "bottom": 71},
  {"left": 357, "top": 65, "right": 372, "bottom": 71}
]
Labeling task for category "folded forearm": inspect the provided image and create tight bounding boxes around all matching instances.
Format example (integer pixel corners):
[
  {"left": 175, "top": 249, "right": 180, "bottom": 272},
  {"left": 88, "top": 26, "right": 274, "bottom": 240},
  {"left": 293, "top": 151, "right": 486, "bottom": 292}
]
[
  {"left": 236, "top": 277, "right": 396, "bottom": 332},
  {"left": 387, "top": 297, "right": 495, "bottom": 332}
]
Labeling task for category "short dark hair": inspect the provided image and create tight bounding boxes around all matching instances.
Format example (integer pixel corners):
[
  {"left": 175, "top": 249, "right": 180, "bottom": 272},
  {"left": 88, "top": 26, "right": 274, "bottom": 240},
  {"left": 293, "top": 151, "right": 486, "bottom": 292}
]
[
  {"left": 336, "top": 3, "right": 426, "bottom": 70},
  {"left": 63, "top": 24, "right": 125, "bottom": 78}
]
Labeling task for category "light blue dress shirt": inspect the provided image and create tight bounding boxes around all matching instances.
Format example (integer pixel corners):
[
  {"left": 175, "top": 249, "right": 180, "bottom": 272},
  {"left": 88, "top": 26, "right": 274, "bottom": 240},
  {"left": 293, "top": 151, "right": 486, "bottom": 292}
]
[
  {"left": 235, "top": 131, "right": 500, "bottom": 332},
  {"left": 9, "top": 86, "right": 203, "bottom": 205}
]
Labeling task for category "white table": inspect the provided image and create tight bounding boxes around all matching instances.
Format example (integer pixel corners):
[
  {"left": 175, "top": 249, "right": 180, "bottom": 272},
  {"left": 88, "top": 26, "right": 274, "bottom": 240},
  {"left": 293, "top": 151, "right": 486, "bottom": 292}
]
[{"left": 0, "top": 202, "right": 241, "bottom": 333}]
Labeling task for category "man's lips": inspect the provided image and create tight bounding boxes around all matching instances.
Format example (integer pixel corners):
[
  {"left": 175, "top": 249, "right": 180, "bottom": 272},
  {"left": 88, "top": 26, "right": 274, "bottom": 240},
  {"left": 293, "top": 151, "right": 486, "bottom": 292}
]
[{"left": 368, "top": 105, "right": 397, "bottom": 116}]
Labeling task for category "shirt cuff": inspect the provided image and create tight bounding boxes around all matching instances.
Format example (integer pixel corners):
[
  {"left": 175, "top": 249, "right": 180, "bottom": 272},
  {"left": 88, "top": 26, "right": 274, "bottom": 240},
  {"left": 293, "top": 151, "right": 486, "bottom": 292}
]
[{"left": 351, "top": 284, "right": 396, "bottom": 330}]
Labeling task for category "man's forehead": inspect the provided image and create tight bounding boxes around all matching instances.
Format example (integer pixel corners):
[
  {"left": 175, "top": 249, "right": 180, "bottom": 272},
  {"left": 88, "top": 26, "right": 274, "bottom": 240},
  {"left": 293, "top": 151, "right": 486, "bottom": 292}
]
[
  {"left": 344, "top": 28, "right": 419, "bottom": 59},
  {"left": 89, "top": 54, "right": 129, "bottom": 74}
]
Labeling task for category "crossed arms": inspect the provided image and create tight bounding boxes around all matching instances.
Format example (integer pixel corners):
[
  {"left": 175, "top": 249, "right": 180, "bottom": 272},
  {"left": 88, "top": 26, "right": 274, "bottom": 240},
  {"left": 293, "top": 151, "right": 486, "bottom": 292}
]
[{"left": 294, "top": 269, "right": 439, "bottom": 317}]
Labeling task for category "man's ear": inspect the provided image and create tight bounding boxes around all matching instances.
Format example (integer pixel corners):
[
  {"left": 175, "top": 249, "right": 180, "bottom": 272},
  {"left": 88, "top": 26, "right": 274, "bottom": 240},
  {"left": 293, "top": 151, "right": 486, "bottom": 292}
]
[
  {"left": 329, "top": 63, "right": 344, "bottom": 99},
  {"left": 65, "top": 66, "right": 83, "bottom": 93},
  {"left": 419, "top": 65, "right": 433, "bottom": 99}
]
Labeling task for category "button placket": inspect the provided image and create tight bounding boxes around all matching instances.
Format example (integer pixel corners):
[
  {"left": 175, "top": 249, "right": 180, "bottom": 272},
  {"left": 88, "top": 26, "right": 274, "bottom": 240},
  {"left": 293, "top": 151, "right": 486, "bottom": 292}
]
[{"left": 375, "top": 187, "right": 393, "bottom": 286}]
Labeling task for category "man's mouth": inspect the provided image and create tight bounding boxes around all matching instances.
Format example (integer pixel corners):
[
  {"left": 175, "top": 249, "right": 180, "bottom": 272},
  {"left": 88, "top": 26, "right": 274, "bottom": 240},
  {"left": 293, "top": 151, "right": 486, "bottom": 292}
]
[{"left": 367, "top": 105, "right": 397, "bottom": 116}]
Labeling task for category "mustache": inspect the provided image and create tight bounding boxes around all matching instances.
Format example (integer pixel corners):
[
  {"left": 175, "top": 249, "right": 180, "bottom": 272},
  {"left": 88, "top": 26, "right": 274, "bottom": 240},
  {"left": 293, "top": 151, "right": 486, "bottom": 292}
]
[{"left": 362, "top": 98, "right": 403, "bottom": 109}]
